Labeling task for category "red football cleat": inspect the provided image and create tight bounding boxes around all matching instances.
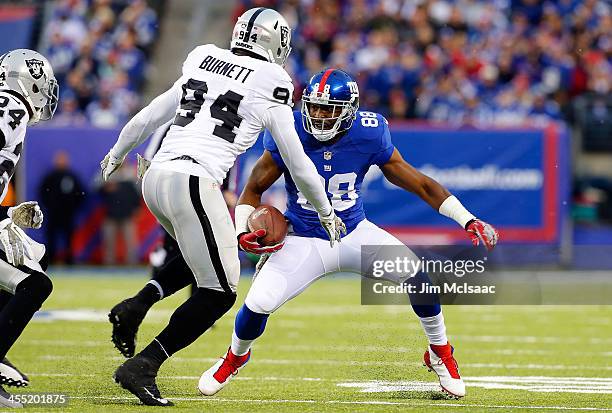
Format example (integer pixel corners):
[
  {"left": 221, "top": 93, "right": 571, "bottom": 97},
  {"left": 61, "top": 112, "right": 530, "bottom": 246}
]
[
  {"left": 423, "top": 342, "right": 466, "bottom": 398},
  {"left": 198, "top": 347, "right": 250, "bottom": 396}
]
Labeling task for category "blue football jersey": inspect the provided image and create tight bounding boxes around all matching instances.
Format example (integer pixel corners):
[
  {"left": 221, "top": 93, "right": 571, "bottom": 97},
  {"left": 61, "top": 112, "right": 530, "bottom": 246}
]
[{"left": 263, "top": 110, "right": 395, "bottom": 240}]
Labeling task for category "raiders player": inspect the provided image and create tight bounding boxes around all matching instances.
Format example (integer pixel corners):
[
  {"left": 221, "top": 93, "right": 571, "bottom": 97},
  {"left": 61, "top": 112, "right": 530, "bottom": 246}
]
[
  {"left": 101, "top": 7, "right": 344, "bottom": 406},
  {"left": 0, "top": 49, "right": 58, "bottom": 409},
  {"left": 108, "top": 122, "right": 236, "bottom": 359}
]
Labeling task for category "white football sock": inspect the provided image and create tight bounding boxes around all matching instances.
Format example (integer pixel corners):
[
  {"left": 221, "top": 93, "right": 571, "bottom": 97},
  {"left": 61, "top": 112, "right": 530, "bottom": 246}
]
[
  {"left": 231, "top": 331, "right": 254, "bottom": 356},
  {"left": 419, "top": 313, "right": 448, "bottom": 345}
]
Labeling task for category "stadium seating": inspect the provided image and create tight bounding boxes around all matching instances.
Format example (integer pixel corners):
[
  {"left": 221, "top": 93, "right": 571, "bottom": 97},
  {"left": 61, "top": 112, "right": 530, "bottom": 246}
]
[
  {"left": 235, "top": 0, "right": 611, "bottom": 127},
  {"left": 41, "top": 0, "right": 158, "bottom": 127}
]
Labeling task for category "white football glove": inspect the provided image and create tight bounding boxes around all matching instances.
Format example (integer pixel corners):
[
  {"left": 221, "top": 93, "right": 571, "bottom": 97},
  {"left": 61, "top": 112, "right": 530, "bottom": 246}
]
[
  {"left": 100, "top": 152, "right": 125, "bottom": 181},
  {"left": 136, "top": 153, "right": 151, "bottom": 180},
  {"left": 319, "top": 210, "right": 346, "bottom": 247},
  {"left": 8, "top": 201, "right": 44, "bottom": 229},
  {"left": 0, "top": 219, "right": 34, "bottom": 267}
]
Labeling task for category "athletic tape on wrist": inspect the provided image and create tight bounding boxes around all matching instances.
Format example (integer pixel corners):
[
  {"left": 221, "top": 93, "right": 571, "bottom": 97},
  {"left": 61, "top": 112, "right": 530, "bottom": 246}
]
[
  {"left": 235, "top": 204, "right": 256, "bottom": 237},
  {"left": 438, "top": 195, "right": 476, "bottom": 228}
]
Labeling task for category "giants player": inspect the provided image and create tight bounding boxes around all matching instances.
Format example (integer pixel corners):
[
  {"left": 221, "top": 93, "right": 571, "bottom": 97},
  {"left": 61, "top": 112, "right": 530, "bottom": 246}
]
[
  {"left": 0, "top": 49, "right": 58, "bottom": 408},
  {"left": 198, "top": 69, "right": 499, "bottom": 399},
  {"left": 100, "top": 8, "right": 344, "bottom": 406}
]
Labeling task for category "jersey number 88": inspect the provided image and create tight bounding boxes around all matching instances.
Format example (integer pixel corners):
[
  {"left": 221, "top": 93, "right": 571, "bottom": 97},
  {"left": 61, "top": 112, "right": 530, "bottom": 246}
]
[
  {"left": 360, "top": 111, "right": 378, "bottom": 128},
  {"left": 297, "top": 172, "right": 358, "bottom": 212}
]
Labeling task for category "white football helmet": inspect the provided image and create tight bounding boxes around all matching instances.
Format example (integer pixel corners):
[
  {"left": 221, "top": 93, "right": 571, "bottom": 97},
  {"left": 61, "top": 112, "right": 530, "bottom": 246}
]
[
  {"left": 230, "top": 8, "right": 292, "bottom": 66},
  {"left": 0, "top": 49, "right": 58, "bottom": 125}
]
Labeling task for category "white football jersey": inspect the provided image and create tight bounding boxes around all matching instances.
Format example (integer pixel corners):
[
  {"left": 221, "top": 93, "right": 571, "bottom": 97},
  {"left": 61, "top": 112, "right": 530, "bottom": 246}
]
[
  {"left": 0, "top": 90, "right": 30, "bottom": 203},
  {"left": 151, "top": 44, "right": 294, "bottom": 183},
  {"left": 113, "top": 43, "right": 332, "bottom": 217}
]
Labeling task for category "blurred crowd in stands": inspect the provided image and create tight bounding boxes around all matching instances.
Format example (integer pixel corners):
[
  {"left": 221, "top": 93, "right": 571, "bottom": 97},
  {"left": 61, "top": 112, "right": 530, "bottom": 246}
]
[
  {"left": 42, "top": 0, "right": 158, "bottom": 127},
  {"left": 235, "top": 0, "right": 611, "bottom": 127},
  {"left": 40, "top": 0, "right": 610, "bottom": 128}
]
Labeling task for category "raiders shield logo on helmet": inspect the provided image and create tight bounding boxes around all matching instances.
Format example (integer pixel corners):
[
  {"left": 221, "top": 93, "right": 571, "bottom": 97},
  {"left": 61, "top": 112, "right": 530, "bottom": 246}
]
[
  {"left": 280, "top": 26, "right": 289, "bottom": 48},
  {"left": 25, "top": 59, "right": 45, "bottom": 80}
]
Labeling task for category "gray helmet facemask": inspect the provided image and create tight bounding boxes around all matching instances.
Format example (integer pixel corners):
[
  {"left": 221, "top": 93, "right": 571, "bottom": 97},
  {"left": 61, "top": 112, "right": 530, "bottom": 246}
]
[
  {"left": 230, "top": 8, "right": 292, "bottom": 66},
  {"left": 0, "top": 49, "right": 59, "bottom": 125}
]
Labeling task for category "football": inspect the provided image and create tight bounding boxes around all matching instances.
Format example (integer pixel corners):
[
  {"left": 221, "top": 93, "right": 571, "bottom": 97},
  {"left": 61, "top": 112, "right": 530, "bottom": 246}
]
[{"left": 247, "top": 205, "right": 288, "bottom": 246}]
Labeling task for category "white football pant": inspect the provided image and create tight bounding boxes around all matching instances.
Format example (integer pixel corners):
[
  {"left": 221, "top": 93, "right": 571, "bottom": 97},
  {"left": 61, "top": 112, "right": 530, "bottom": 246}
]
[
  {"left": 245, "top": 219, "right": 419, "bottom": 314},
  {"left": 142, "top": 164, "right": 239, "bottom": 293}
]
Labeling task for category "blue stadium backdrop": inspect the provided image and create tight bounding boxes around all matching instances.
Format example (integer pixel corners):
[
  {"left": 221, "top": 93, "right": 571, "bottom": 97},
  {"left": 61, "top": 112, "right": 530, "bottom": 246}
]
[{"left": 23, "top": 123, "right": 570, "bottom": 263}]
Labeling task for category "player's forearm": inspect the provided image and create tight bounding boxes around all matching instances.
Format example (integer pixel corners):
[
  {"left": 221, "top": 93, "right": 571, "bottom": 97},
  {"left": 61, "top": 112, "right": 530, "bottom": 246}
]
[
  {"left": 382, "top": 155, "right": 473, "bottom": 227},
  {"left": 415, "top": 179, "right": 475, "bottom": 228},
  {"left": 416, "top": 181, "right": 476, "bottom": 228},
  {"left": 384, "top": 164, "right": 449, "bottom": 210},
  {"left": 237, "top": 151, "right": 281, "bottom": 209},
  {"left": 237, "top": 186, "right": 262, "bottom": 209},
  {"left": 111, "top": 84, "right": 180, "bottom": 159},
  {"left": 265, "top": 106, "right": 332, "bottom": 216},
  {"left": 235, "top": 176, "right": 268, "bottom": 235},
  {"left": 412, "top": 176, "right": 451, "bottom": 210}
]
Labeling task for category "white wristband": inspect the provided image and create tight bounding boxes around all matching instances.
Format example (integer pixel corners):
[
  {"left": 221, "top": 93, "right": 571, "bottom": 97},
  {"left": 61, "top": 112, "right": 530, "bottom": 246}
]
[
  {"left": 438, "top": 195, "right": 476, "bottom": 228},
  {"left": 235, "top": 204, "right": 256, "bottom": 237}
]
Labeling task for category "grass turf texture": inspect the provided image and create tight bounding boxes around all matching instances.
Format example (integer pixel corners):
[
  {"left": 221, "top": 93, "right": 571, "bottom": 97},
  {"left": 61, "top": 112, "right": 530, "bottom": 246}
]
[{"left": 5, "top": 271, "right": 612, "bottom": 412}]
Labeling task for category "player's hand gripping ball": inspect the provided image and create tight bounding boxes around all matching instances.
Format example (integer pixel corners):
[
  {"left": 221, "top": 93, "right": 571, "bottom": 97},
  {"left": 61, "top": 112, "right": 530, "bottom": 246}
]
[{"left": 239, "top": 205, "right": 288, "bottom": 254}]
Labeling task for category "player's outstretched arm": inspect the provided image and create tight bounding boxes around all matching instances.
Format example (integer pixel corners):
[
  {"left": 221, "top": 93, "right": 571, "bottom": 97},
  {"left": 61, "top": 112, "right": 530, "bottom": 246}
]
[
  {"left": 101, "top": 81, "right": 182, "bottom": 180},
  {"left": 262, "top": 105, "right": 345, "bottom": 246},
  {"left": 234, "top": 151, "right": 285, "bottom": 255},
  {"left": 381, "top": 148, "right": 499, "bottom": 250}
]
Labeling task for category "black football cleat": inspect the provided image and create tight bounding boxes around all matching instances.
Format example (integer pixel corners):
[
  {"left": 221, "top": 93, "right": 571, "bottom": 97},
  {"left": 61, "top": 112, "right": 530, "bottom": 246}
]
[
  {"left": 0, "top": 385, "right": 23, "bottom": 408},
  {"left": 0, "top": 358, "right": 29, "bottom": 388},
  {"left": 109, "top": 297, "right": 148, "bottom": 358},
  {"left": 113, "top": 355, "right": 173, "bottom": 407}
]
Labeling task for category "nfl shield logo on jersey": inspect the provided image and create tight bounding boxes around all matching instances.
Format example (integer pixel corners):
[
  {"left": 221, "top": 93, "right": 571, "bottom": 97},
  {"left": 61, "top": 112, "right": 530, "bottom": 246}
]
[
  {"left": 25, "top": 59, "right": 44, "bottom": 79},
  {"left": 323, "top": 151, "right": 332, "bottom": 160}
]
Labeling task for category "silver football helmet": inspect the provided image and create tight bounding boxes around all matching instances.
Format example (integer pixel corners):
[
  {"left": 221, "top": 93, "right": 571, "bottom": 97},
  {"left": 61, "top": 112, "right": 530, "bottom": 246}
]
[
  {"left": 230, "top": 8, "right": 292, "bottom": 66},
  {"left": 0, "top": 49, "right": 58, "bottom": 125}
]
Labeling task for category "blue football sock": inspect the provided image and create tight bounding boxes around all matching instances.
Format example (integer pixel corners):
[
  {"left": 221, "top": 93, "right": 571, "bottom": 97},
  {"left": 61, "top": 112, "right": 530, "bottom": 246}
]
[
  {"left": 234, "top": 304, "right": 269, "bottom": 340},
  {"left": 231, "top": 304, "right": 269, "bottom": 356},
  {"left": 406, "top": 272, "right": 442, "bottom": 318}
]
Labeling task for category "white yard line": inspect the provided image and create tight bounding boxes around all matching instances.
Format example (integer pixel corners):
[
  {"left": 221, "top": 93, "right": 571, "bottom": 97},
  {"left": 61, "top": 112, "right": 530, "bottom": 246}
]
[
  {"left": 340, "top": 377, "right": 612, "bottom": 394},
  {"left": 455, "top": 335, "right": 612, "bottom": 344}
]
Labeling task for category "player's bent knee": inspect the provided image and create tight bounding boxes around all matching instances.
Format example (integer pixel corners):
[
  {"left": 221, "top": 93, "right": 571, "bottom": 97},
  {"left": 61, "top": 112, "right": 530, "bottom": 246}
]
[
  {"left": 196, "top": 287, "right": 237, "bottom": 317},
  {"left": 244, "top": 291, "right": 281, "bottom": 315},
  {"left": 16, "top": 271, "right": 53, "bottom": 304}
]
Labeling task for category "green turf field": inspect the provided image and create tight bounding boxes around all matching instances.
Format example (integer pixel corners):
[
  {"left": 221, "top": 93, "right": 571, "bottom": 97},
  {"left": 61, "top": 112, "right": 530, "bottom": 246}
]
[{"left": 5, "top": 271, "right": 612, "bottom": 412}]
